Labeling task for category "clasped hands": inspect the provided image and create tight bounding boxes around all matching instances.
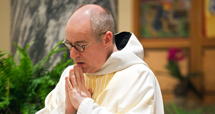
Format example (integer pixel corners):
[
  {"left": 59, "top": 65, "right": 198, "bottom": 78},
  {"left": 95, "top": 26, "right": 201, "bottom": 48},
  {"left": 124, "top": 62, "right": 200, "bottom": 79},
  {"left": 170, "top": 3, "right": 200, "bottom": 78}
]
[{"left": 65, "top": 65, "right": 92, "bottom": 114}]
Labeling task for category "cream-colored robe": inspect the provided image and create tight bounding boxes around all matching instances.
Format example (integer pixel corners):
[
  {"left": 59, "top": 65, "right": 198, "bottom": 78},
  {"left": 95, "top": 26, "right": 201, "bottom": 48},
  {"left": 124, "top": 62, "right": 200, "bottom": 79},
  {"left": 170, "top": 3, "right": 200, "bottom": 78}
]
[{"left": 36, "top": 32, "right": 164, "bottom": 114}]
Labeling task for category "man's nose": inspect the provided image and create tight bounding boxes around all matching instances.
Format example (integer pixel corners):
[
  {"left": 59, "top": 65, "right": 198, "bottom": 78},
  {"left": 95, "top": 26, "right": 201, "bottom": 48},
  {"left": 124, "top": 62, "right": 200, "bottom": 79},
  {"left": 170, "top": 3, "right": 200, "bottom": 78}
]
[{"left": 70, "top": 48, "right": 80, "bottom": 59}]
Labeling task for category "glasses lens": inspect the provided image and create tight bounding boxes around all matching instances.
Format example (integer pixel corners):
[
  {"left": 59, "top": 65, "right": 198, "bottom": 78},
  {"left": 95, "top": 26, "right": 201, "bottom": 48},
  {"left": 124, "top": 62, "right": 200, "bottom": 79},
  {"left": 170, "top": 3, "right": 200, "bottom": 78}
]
[
  {"left": 63, "top": 39, "right": 85, "bottom": 52},
  {"left": 64, "top": 42, "right": 71, "bottom": 49},
  {"left": 75, "top": 44, "right": 84, "bottom": 52}
]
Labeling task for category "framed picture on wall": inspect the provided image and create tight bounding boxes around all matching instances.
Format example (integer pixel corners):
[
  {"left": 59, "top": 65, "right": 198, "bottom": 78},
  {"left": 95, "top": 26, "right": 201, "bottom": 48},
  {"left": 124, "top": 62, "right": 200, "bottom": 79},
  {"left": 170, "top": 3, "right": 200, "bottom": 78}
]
[
  {"left": 204, "top": 0, "right": 215, "bottom": 38},
  {"left": 139, "top": 0, "right": 191, "bottom": 39}
]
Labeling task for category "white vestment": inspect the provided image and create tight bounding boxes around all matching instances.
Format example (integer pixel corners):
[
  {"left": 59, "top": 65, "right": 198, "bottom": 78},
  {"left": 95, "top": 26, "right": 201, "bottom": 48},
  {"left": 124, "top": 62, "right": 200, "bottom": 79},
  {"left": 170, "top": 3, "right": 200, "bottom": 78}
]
[{"left": 36, "top": 32, "right": 164, "bottom": 114}]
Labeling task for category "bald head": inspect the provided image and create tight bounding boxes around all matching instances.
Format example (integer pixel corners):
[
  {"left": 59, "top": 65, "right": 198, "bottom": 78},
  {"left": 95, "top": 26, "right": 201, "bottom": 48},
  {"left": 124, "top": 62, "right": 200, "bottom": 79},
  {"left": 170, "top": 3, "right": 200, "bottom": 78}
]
[
  {"left": 67, "top": 4, "right": 103, "bottom": 25},
  {"left": 66, "top": 4, "right": 115, "bottom": 42},
  {"left": 76, "top": 4, "right": 105, "bottom": 14}
]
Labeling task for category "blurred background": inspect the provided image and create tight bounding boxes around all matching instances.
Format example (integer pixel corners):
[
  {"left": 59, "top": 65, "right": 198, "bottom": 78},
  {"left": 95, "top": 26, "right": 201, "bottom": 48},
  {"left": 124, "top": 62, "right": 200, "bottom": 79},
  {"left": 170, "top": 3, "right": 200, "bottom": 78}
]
[{"left": 1, "top": 0, "right": 215, "bottom": 113}]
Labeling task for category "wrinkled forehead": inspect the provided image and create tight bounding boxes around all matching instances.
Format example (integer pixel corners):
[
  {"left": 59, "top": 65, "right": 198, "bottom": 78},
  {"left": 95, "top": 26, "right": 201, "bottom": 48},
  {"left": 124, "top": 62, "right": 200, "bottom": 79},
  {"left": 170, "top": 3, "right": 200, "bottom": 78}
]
[{"left": 65, "top": 20, "right": 94, "bottom": 43}]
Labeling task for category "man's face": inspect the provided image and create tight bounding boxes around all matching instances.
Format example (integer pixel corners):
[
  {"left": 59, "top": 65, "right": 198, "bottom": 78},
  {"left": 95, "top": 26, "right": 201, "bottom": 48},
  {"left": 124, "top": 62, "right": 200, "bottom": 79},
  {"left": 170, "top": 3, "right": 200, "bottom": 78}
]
[{"left": 65, "top": 24, "right": 107, "bottom": 73}]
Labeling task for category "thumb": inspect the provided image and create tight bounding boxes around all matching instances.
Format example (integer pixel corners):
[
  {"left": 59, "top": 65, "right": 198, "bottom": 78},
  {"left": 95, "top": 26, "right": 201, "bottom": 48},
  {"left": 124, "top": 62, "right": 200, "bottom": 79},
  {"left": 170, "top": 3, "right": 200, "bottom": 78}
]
[{"left": 88, "top": 88, "right": 93, "bottom": 95}]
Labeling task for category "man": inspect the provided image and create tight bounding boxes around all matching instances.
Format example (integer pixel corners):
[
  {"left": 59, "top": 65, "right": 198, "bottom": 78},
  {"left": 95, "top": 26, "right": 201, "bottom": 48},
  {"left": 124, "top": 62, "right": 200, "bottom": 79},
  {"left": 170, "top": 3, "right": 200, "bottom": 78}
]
[{"left": 36, "top": 4, "right": 164, "bottom": 114}]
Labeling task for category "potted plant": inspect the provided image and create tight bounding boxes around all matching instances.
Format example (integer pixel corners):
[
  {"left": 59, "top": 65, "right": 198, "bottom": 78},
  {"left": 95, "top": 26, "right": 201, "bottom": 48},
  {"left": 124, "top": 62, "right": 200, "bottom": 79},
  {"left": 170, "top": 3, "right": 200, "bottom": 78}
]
[{"left": 166, "top": 48, "right": 202, "bottom": 99}]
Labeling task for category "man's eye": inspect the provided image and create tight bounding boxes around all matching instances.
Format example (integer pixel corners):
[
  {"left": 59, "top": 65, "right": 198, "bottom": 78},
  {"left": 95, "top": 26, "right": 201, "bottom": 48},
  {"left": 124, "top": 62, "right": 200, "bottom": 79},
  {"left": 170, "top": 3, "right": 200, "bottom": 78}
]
[{"left": 76, "top": 44, "right": 84, "bottom": 47}]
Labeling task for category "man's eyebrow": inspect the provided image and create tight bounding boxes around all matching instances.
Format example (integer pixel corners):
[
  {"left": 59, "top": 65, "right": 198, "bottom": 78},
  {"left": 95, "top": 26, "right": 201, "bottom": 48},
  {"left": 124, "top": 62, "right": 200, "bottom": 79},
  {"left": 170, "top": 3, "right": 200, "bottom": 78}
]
[
  {"left": 66, "top": 39, "right": 87, "bottom": 44},
  {"left": 74, "top": 41, "right": 87, "bottom": 44}
]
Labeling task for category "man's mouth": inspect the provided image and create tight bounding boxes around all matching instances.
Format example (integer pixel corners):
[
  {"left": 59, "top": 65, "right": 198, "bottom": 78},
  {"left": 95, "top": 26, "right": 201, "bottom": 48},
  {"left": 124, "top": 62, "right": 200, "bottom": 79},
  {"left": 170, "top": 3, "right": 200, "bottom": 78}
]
[{"left": 76, "top": 62, "right": 85, "bottom": 67}]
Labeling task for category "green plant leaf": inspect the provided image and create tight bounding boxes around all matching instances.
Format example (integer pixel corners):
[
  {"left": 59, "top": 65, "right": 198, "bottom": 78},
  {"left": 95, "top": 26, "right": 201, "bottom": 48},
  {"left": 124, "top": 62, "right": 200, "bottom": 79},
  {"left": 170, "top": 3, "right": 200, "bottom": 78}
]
[{"left": 0, "top": 41, "right": 73, "bottom": 113}]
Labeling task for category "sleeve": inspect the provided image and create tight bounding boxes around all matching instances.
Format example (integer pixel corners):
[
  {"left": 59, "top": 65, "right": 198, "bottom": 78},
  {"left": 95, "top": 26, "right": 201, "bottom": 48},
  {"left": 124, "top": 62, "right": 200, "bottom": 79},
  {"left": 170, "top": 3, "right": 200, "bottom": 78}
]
[
  {"left": 36, "top": 66, "right": 73, "bottom": 114},
  {"left": 77, "top": 98, "right": 113, "bottom": 114},
  {"left": 77, "top": 64, "right": 164, "bottom": 114}
]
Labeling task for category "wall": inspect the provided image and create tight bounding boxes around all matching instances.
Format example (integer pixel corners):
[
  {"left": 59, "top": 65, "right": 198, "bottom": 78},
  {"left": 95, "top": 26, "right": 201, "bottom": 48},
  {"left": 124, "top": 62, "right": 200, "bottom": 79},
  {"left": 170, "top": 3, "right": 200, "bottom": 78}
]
[
  {"left": 118, "top": 0, "right": 133, "bottom": 32},
  {"left": 0, "top": 0, "right": 10, "bottom": 53}
]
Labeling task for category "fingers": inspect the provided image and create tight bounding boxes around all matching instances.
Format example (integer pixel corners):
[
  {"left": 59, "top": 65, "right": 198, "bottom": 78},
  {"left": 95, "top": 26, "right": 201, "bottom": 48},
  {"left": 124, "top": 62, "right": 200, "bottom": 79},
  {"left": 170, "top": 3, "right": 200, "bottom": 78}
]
[
  {"left": 79, "top": 67, "right": 85, "bottom": 86},
  {"left": 74, "top": 65, "right": 81, "bottom": 87},
  {"left": 65, "top": 77, "right": 72, "bottom": 102},
  {"left": 65, "top": 77, "right": 73, "bottom": 90},
  {"left": 66, "top": 66, "right": 92, "bottom": 106},
  {"left": 74, "top": 65, "right": 85, "bottom": 86},
  {"left": 69, "top": 69, "right": 77, "bottom": 89},
  {"left": 88, "top": 88, "right": 93, "bottom": 95},
  {"left": 65, "top": 77, "right": 69, "bottom": 97}
]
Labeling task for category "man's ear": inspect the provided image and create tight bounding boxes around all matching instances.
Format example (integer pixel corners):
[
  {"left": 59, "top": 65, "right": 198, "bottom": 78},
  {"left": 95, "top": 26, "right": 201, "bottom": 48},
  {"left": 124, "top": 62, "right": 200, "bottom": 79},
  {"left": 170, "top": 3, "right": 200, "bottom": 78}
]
[{"left": 102, "top": 31, "right": 113, "bottom": 48}]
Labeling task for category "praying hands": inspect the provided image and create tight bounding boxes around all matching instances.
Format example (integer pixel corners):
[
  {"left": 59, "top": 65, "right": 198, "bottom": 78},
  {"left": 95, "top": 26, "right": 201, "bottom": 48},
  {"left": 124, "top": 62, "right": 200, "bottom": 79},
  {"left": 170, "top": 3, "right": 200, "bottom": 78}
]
[{"left": 65, "top": 65, "right": 92, "bottom": 114}]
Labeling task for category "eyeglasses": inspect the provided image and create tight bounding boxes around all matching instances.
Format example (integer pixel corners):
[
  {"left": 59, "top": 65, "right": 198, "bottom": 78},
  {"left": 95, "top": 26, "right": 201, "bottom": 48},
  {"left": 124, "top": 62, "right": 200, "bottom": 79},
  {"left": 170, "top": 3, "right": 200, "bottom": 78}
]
[
  {"left": 63, "top": 31, "right": 107, "bottom": 52},
  {"left": 63, "top": 39, "right": 94, "bottom": 52}
]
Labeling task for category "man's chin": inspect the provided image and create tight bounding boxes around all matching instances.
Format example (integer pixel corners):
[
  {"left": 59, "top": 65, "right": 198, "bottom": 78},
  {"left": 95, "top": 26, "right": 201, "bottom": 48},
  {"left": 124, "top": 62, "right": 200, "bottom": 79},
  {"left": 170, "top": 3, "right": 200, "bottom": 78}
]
[
  {"left": 82, "top": 68, "right": 88, "bottom": 73},
  {"left": 82, "top": 68, "right": 95, "bottom": 74}
]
